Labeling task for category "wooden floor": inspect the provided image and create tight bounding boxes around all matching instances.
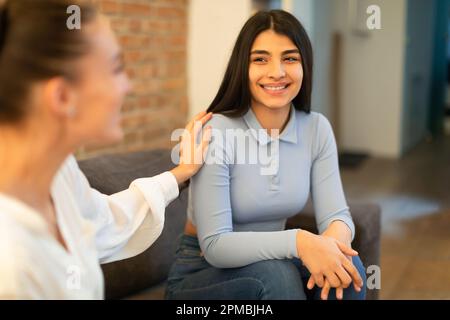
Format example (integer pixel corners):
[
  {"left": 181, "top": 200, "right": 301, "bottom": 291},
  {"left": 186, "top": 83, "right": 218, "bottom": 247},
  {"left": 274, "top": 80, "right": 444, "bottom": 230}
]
[{"left": 340, "top": 134, "right": 450, "bottom": 299}]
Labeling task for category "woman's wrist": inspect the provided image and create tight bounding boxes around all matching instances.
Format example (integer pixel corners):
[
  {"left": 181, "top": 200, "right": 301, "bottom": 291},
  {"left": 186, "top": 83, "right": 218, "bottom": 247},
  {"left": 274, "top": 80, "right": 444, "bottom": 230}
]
[
  {"left": 170, "top": 165, "right": 195, "bottom": 186},
  {"left": 295, "top": 229, "right": 311, "bottom": 259},
  {"left": 322, "top": 221, "right": 352, "bottom": 247}
]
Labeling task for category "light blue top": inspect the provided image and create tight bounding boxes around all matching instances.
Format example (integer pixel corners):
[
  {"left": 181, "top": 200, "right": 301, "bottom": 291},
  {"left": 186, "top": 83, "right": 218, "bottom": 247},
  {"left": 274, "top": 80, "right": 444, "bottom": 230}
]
[{"left": 188, "top": 106, "right": 354, "bottom": 268}]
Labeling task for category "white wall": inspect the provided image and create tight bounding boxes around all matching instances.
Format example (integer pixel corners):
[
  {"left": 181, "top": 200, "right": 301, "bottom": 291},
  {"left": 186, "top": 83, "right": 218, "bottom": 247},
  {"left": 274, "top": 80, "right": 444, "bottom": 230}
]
[
  {"left": 309, "top": 0, "right": 336, "bottom": 120},
  {"left": 287, "top": 0, "right": 334, "bottom": 118},
  {"left": 334, "top": 0, "right": 407, "bottom": 158},
  {"left": 284, "top": 0, "right": 314, "bottom": 37},
  {"left": 188, "top": 0, "right": 252, "bottom": 118},
  {"left": 288, "top": 0, "right": 408, "bottom": 158}
]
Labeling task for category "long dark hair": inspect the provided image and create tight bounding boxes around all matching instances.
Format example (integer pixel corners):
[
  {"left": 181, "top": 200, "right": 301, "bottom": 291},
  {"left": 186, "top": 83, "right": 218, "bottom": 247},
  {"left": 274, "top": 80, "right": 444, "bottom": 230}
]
[
  {"left": 0, "top": 0, "right": 98, "bottom": 123},
  {"left": 207, "top": 10, "right": 313, "bottom": 117}
]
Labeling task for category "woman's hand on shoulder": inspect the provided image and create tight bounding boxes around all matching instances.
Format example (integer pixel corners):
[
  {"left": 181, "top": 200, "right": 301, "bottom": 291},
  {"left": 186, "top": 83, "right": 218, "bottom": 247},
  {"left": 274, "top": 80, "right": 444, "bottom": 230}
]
[{"left": 170, "top": 111, "right": 212, "bottom": 185}]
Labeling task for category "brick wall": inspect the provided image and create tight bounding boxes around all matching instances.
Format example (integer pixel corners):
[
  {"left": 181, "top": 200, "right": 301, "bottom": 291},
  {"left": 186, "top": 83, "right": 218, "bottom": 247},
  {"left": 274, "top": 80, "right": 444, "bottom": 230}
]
[{"left": 77, "top": 0, "right": 188, "bottom": 159}]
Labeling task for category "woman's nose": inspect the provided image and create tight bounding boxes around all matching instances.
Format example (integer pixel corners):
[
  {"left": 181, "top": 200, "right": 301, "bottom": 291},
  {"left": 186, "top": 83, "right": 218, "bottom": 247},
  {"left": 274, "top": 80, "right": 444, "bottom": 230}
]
[
  {"left": 267, "top": 61, "right": 286, "bottom": 80},
  {"left": 124, "top": 73, "right": 133, "bottom": 94}
]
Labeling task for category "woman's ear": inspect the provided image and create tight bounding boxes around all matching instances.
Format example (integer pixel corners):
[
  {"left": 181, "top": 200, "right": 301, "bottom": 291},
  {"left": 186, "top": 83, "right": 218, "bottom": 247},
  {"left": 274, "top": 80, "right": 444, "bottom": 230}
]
[{"left": 43, "top": 77, "right": 78, "bottom": 119}]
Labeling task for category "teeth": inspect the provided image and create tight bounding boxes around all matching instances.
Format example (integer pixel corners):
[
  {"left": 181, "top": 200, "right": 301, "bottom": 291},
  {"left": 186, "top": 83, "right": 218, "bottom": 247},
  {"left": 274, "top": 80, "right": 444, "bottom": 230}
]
[{"left": 263, "top": 85, "right": 287, "bottom": 91}]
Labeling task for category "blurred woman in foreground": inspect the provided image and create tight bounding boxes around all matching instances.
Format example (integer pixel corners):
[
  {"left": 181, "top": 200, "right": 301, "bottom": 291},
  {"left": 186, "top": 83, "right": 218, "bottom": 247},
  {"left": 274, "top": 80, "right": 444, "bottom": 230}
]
[{"left": 0, "top": 0, "right": 211, "bottom": 299}]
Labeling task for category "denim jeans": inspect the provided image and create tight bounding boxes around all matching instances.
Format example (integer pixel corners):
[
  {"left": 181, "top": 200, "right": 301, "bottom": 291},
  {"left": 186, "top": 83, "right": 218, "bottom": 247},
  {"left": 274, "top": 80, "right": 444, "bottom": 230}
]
[{"left": 165, "top": 234, "right": 367, "bottom": 300}]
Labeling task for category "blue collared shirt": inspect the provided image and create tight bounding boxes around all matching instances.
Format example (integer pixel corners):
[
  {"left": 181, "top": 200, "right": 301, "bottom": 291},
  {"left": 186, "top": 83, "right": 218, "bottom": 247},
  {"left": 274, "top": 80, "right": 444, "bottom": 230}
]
[{"left": 188, "top": 106, "right": 354, "bottom": 268}]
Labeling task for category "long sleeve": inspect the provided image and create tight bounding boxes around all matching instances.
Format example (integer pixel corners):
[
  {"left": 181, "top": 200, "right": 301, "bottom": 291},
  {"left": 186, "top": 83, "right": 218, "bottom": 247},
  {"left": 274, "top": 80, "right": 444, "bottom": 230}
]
[
  {"left": 310, "top": 114, "right": 355, "bottom": 239},
  {"left": 65, "top": 156, "right": 179, "bottom": 264},
  {"left": 191, "top": 117, "right": 299, "bottom": 269}
]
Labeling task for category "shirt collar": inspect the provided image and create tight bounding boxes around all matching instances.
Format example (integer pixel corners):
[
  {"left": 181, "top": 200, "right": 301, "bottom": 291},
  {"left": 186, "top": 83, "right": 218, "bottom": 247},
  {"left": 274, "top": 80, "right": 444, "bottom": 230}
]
[
  {"left": 0, "top": 193, "right": 49, "bottom": 235},
  {"left": 243, "top": 105, "right": 298, "bottom": 145}
]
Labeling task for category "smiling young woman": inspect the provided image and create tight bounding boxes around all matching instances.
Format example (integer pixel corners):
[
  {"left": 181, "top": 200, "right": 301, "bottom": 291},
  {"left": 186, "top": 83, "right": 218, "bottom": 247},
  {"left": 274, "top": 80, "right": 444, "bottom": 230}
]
[
  {"left": 166, "top": 10, "right": 367, "bottom": 301},
  {"left": 248, "top": 29, "right": 304, "bottom": 136}
]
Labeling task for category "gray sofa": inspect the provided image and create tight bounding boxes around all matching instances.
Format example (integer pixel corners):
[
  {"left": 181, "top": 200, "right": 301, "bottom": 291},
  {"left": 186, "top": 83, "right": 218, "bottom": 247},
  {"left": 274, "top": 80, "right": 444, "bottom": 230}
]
[{"left": 78, "top": 149, "right": 381, "bottom": 300}]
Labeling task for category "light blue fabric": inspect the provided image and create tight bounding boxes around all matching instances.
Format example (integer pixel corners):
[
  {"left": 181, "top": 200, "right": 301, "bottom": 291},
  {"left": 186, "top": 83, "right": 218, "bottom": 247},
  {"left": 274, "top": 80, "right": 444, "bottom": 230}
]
[{"left": 188, "top": 106, "right": 355, "bottom": 268}]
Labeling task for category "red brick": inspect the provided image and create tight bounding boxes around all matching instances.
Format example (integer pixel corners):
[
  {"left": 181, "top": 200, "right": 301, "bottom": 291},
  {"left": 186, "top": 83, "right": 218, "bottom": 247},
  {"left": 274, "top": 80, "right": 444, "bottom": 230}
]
[
  {"left": 100, "top": 0, "right": 122, "bottom": 15},
  {"left": 155, "top": 7, "right": 185, "bottom": 19},
  {"left": 78, "top": 0, "right": 188, "bottom": 159},
  {"left": 161, "top": 78, "right": 186, "bottom": 91},
  {"left": 122, "top": 3, "right": 152, "bottom": 16}
]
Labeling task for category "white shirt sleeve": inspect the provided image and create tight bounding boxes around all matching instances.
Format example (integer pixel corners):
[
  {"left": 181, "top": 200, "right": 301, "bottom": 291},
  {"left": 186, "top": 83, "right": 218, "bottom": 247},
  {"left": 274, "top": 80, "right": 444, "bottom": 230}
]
[{"left": 64, "top": 156, "right": 179, "bottom": 264}]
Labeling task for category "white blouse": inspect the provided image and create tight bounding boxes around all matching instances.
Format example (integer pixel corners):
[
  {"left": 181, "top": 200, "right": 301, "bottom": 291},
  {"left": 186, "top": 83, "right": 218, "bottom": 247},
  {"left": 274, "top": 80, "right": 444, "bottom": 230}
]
[{"left": 0, "top": 155, "right": 179, "bottom": 299}]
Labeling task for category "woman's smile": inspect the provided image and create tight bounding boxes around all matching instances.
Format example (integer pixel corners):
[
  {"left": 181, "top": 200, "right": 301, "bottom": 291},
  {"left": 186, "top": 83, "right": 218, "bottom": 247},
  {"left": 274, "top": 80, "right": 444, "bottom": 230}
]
[{"left": 259, "top": 82, "right": 292, "bottom": 96}]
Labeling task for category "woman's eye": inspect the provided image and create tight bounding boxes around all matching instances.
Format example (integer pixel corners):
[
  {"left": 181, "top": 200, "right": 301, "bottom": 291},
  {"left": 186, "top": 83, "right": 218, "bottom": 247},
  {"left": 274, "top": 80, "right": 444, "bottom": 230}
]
[
  {"left": 252, "top": 57, "right": 267, "bottom": 63},
  {"left": 114, "top": 64, "right": 125, "bottom": 74},
  {"left": 285, "top": 57, "right": 299, "bottom": 62}
]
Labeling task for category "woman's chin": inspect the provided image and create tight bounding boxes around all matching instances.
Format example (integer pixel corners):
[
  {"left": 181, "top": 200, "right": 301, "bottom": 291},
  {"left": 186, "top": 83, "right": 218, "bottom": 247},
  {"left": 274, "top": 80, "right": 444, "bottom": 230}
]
[
  {"left": 260, "top": 102, "right": 292, "bottom": 111},
  {"left": 106, "top": 129, "right": 124, "bottom": 144},
  {"left": 107, "top": 120, "right": 125, "bottom": 142},
  {"left": 88, "top": 128, "right": 124, "bottom": 147},
  {"left": 253, "top": 96, "right": 293, "bottom": 111}
]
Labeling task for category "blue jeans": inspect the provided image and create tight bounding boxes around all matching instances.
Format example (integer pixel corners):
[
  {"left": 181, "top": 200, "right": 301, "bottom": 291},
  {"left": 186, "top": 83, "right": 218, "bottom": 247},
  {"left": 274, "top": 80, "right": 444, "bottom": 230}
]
[{"left": 165, "top": 234, "right": 367, "bottom": 300}]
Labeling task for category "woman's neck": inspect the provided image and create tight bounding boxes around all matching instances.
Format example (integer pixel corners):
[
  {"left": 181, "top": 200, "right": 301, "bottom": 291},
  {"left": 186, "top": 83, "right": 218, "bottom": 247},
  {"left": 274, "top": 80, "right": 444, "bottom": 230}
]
[
  {"left": 250, "top": 101, "right": 291, "bottom": 137},
  {"left": 0, "top": 122, "right": 73, "bottom": 211}
]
